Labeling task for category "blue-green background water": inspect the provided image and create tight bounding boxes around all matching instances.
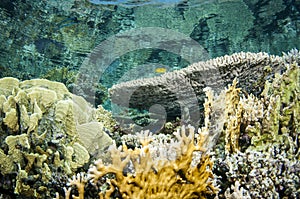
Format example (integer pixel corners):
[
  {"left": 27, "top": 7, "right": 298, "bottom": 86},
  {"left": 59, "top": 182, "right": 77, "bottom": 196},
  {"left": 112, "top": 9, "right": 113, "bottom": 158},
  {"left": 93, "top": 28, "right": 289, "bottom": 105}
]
[
  {"left": 0, "top": 0, "right": 299, "bottom": 108},
  {"left": 90, "top": 0, "right": 184, "bottom": 6}
]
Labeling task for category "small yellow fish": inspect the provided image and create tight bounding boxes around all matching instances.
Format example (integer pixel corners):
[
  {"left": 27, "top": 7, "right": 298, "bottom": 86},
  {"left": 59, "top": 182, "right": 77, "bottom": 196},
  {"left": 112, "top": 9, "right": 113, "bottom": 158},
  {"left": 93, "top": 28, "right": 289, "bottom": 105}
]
[{"left": 155, "top": 67, "right": 167, "bottom": 73}]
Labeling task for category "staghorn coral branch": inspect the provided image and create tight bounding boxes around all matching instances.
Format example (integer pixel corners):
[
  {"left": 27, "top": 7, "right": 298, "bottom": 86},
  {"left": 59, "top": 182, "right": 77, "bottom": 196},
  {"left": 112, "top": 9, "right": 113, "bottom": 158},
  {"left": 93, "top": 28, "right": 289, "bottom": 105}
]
[
  {"left": 66, "top": 173, "right": 86, "bottom": 199},
  {"left": 85, "top": 125, "right": 216, "bottom": 198}
]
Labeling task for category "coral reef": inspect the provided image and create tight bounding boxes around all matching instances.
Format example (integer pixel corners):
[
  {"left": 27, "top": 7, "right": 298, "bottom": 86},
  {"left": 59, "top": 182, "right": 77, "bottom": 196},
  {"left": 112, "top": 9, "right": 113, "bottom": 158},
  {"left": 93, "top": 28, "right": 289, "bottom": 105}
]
[
  {"left": 59, "top": 50, "right": 299, "bottom": 199},
  {"left": 109, "top": 51, "right": 285, "bottom": 127},
  {"left": 214, "top": 149, "right": 300, "bottom": 198},
  {"left": 0, "top": 78, "right": 113, "bottom": 198},
  {"left": 0, "top": 50, "right": 299, "bottom": 198},
  {"left": 210, "top": 55, "right": 300, "bottom": 198},
  {"left": 62, "top": 125, "right": 217, "bottom": 199},
  {"left": 60, "top": 51, "right": 299, "bottom": 199}
]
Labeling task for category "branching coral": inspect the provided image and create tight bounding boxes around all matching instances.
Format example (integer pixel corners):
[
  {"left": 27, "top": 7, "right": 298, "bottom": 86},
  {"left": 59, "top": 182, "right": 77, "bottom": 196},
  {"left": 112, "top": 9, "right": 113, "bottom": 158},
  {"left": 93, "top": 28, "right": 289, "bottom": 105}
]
[
  {"left": 63, "top": 126, "right": 217, "bottom": 199},
  {"left": 212, "top": 58, "right": 300, "bottom": 198},
  {"left": 199, "top": 79, "right": 243, "bottom": 154},
  {"left": 206, "top": 61, "right": 299, "bottom": 155},
  {"left": 244, "top": 62, "right": 299, "bottom": 155},
  {"left": 224, "top": 181, "right": 251, "bottom": 199},
  {"left": 223, "top": 79, "right": 242, "bottom": 154},
  {"left": 215, "top": 149, "right": 300, "bottom": 198}
]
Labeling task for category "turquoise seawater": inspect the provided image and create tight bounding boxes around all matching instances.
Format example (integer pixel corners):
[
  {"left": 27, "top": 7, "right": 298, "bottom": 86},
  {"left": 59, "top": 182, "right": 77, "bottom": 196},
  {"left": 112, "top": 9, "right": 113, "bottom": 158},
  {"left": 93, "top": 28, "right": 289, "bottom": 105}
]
[
  {"left": 90, "top": 0, "right": 184, "bottom": 6},
  {"left": 0, "top": 0, "right": 299, "bottom": 108}
]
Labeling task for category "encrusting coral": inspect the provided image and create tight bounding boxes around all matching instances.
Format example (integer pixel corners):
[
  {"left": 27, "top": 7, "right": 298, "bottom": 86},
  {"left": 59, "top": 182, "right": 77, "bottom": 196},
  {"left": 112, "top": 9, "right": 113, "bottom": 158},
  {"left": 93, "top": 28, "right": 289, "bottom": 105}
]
[
  {"left": 0, "top": 78, "right": 114, "bottom": 198},
  {"left": 61, "top": 125, "right": 217, "bottom": 199}
]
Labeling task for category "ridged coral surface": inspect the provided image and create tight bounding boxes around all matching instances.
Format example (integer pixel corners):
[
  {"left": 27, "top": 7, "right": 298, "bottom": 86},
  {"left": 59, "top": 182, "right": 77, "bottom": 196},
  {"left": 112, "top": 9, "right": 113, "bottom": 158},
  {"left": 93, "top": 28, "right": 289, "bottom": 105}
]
[
  {"left": 0, "top": 78, "right": 113, "bottom": 198},
  {"left": 109, "top": 51, "right": 285, "bottom": 126}
]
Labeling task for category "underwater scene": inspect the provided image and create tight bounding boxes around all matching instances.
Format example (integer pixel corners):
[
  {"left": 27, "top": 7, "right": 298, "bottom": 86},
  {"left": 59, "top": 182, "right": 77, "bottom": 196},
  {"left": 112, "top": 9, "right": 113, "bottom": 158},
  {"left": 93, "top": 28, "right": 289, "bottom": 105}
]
[{"left": 0, "top": 0, "right": 299, "bottom": 198}]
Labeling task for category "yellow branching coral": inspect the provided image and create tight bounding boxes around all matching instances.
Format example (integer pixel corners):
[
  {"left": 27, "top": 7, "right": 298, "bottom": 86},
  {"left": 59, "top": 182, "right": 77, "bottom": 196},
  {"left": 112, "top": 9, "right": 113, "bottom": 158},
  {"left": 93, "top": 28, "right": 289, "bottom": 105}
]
[
  {"left": 202, "top": 79, "right": 243, "bottom": 154},
  {"left": 65, "top": 126, "right": 217, "bottom": 199},
  {"left": 214, "top": 62, "right": 299, "bottom": 155},
  {"left": 224, "top": 79, "right": 242, "bottom": 154},
  {"left": 67, "top": 173, "right": 87, "bottom": 199},
  {"left": 245, "top": 63, "right": 300, "bottom": 154}
]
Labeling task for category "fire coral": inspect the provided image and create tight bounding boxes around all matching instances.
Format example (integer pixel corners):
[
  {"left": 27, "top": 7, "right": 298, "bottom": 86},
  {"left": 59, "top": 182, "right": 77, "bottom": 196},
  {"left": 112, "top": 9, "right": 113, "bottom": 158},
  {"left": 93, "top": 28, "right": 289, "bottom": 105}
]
[{"left": 64, "top": 126, "right": 217, "bottom": 199}]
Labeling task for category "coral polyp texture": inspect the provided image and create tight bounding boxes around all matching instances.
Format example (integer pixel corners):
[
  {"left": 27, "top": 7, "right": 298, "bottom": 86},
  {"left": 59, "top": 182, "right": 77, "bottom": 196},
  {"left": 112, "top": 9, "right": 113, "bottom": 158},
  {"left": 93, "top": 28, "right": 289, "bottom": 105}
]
[{"left": 0, "top": 78, "right": 113, "bottom": 198}]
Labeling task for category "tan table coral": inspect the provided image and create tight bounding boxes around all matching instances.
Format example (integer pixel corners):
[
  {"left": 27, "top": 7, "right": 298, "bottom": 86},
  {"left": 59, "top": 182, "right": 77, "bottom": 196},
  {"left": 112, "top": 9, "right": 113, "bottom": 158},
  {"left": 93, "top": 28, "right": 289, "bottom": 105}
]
[{"left": 109, "top": 51, "right": 286, "bottom": 128}]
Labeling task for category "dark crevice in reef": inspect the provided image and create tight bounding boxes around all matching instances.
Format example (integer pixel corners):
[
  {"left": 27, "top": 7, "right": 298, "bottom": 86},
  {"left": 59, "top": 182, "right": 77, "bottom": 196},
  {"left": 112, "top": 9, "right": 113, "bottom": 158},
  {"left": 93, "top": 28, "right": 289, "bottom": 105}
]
[
  {"left": 0, "top": 173, "right": 17, "bottom": 199},
  {"left": 0, "top": 0, "right": 16, "bottom": 17}
]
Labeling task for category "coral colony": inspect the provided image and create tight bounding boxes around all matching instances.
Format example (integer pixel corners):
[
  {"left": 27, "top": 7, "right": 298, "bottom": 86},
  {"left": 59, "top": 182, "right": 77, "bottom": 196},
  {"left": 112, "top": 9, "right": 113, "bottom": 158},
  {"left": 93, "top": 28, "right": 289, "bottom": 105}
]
[{"left": 0, "top": 50, "right": 299, "bottom": 198}]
